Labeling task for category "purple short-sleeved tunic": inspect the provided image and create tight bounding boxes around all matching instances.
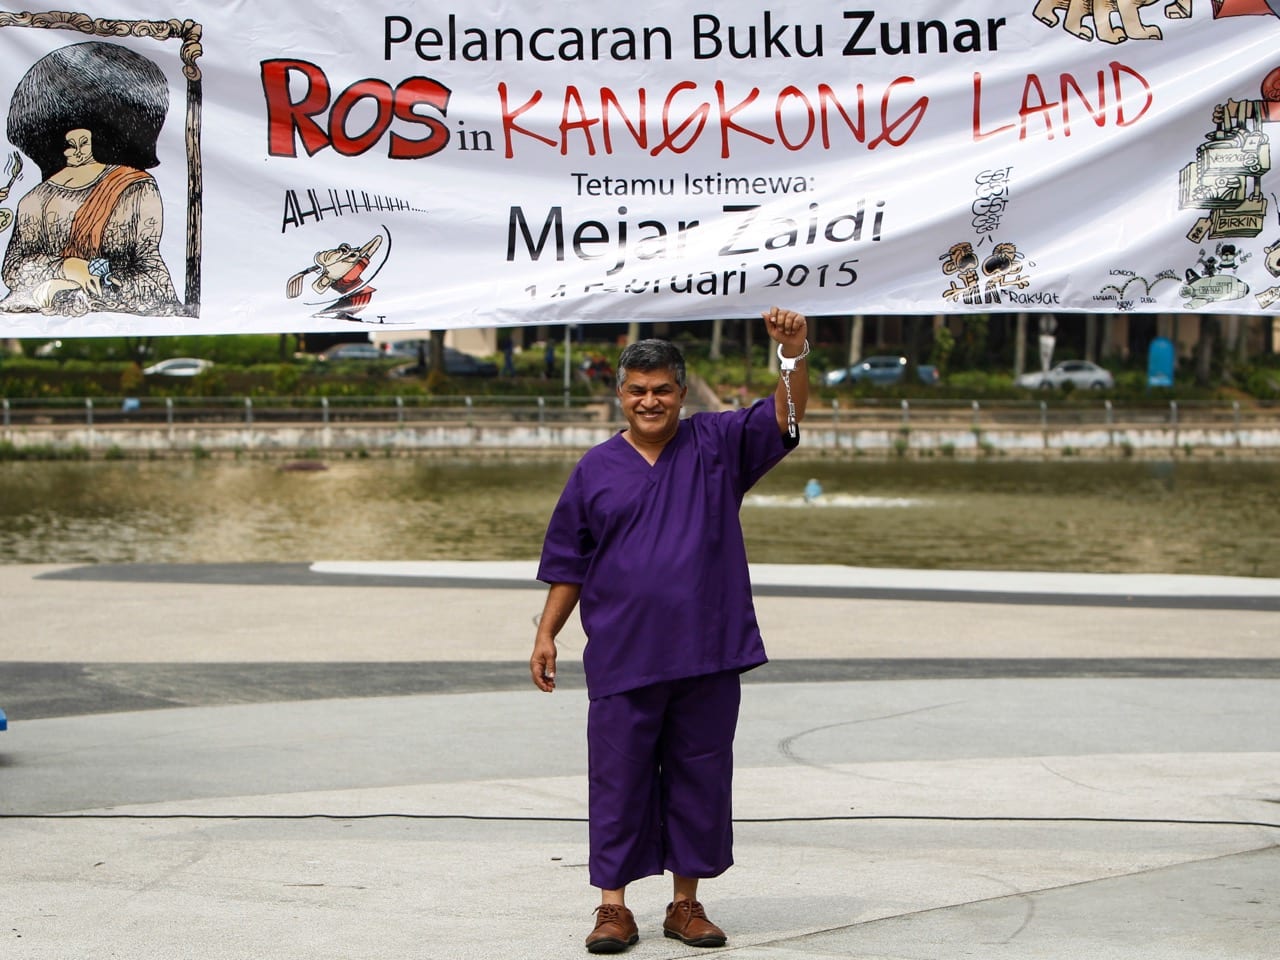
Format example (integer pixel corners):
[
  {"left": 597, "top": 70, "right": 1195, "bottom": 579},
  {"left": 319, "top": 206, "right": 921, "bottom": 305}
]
[{"left": 537, "top": 394, "right": 797, "bottom": 700}]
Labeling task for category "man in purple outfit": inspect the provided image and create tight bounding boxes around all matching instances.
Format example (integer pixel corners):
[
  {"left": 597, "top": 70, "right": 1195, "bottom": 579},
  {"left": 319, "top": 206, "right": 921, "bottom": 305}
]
[{"left": 530, "top": 307, "right": 809, "bottom": 953}]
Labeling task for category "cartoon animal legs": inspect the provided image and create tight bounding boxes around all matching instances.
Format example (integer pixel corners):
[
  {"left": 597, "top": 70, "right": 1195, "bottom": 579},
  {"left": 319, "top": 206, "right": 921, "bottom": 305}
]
[
  {"left": 1116, "top": 0, "right": 1163, "bottom": 41},
  {"left": 1034, "top": 0, "right": 1096, "bottom": 40},
  {"left": 1033, "top": 0, "right": 1166, "bottom": 43},
  {"left": 1033, "top": 0, "right": 1064, "bottom": 28}
]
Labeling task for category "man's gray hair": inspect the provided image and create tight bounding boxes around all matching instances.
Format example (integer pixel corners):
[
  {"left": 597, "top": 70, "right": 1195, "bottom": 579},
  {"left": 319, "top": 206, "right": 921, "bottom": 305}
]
[{"left": 617, "top": 339, "right": 687, "bottom": 389}]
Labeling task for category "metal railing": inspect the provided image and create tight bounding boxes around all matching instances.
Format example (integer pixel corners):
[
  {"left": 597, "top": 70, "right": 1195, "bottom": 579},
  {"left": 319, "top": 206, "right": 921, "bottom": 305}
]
[
  {"left": 0, "top": 394, "right": 621, "bottom": 428},
  {"left": 0, "top": 395, "right": 1274, "bottom": 431}
]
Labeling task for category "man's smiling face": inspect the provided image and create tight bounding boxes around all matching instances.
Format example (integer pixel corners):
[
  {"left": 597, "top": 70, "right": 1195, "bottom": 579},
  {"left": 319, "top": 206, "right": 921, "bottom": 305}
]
[{"left": 617, "top": 367, "right": 686, "bottom": 447}]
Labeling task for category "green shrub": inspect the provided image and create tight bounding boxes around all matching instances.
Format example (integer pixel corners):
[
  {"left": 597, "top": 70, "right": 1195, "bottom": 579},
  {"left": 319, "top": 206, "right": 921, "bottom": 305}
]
[
  {"left": 119, "top": 363, "right": 145, "bottom": 395},
  {"left": 0, "top": 442, "right": 91, "bottom": 461},
  {"left": 271, "top": 364, "right": 303, "bottom": 394},
  {"left": 1240, "top": 365, "right": 1280, "bottom": 400}
]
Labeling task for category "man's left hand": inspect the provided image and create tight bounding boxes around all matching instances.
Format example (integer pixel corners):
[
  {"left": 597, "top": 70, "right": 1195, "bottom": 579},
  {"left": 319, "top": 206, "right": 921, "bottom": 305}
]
[{"left": 763, "top": 307, "right": 808, "bottom": 354}]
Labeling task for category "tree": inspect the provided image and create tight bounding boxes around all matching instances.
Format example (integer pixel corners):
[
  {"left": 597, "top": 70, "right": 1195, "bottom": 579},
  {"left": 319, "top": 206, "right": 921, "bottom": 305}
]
[
  {"left": 1014, "top": 313, "right": 1028, "bottom": 376},
  {"left": 416, "top": 330, "right": 446, "bottom": 391},
  {"left": 1232, "top": 317, "right": 1252, "bottom": 368},
  {"left": 123, "top": 337, "right": 153, "bottom": 364},
  {"left": 956, "top": 318, "right": 989, "bottom": 368},
  {"left": 930, "top": 322, "right": 956, "bottom": 375},
  {"left": 905, "top": 316, "right": 923, "bottom": 367},
  {"left": 1195, "top": 316, "right": 1219, "bottom": 386},
  {"left": 848, "top": 315, "right": 864, "bottom": 365}
]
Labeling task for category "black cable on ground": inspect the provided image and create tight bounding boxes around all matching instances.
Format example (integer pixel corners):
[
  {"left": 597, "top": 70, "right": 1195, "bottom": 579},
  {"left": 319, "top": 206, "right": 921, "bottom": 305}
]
[{"left": 1, "top": 812, "right": 1277, "bottom": 829}]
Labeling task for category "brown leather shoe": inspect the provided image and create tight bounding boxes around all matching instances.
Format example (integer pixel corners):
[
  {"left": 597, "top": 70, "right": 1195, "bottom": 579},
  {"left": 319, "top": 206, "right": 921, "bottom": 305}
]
[
  {"left": 663, "top": 899, "right": 727, "bottom": 947},
  {"left": 585, "top": 903, "right": 638, "bottom": 954}
]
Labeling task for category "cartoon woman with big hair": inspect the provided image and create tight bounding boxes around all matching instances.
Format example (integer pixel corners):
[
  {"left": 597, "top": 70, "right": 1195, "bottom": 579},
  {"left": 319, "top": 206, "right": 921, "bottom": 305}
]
[{"left": 0, "top": 41, "right": 179, "bottom": 316}]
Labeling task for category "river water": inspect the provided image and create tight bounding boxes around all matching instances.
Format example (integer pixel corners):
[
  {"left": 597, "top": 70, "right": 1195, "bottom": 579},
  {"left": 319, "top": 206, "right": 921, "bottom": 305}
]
[{"left": 0, "top": 456, "right": 1277, "bottom": 577}]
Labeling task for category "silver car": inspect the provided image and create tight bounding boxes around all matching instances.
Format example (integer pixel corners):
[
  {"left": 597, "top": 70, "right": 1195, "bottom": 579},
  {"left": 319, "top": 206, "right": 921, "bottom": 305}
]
[
  {"left": 1016, "top": 360, "right": 1114, "bottom": 390},
  {"left": 142, "top": 357, "right": 214, "bottom": 377}
]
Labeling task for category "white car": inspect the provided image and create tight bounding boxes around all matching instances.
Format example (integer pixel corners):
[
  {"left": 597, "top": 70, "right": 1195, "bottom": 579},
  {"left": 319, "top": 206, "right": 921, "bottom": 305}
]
[
  {"left": 1016, "top": 360, "right": 1114, "bottom": 390},
  {"left": 142, "top": 357, "right": 214, "bottom": 377}
]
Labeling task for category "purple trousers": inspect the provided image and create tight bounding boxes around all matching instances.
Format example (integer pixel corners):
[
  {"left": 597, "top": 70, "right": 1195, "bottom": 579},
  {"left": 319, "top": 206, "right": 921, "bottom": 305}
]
[{"left": 586, "top": 670, "right": 742, "bottom": 890}]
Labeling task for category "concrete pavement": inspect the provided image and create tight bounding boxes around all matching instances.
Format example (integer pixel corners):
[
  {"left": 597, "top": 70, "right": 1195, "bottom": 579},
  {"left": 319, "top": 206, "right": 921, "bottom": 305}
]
[{"left": 1, "top": 562, "right": 1277, "bottom": 959}]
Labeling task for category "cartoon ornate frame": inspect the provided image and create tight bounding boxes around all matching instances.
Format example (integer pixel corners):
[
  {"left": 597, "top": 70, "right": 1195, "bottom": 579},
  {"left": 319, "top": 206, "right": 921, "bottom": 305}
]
[{"left": 0, "top": 10, "right": 204, "bottom": 315}]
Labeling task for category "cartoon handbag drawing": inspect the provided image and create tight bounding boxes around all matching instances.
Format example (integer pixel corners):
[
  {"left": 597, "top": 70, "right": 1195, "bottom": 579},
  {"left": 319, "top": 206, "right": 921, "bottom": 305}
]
[{"left": 1179, "top": 99, "right": 1272, "bottom": 237}]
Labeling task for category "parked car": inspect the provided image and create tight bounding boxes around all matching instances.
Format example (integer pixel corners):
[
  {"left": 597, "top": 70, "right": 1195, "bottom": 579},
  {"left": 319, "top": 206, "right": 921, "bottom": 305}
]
[
  {"left": 142, "top": 357, "right": 213, "bottom": 377},
  {"left": 389, "top": 346, "right": 499, "bottom": 378},
  {"left": 1016, "top": 360, "right": 1114, "bottom": 390},
  {"left": 824, "top": 355, "right": 939, "bottom": 387},
  {"left": 385, "top": 340, "right": 426, "bottom": 359},
  {"left": 318, "top": 342, "right": 388, "bottom": 362}
]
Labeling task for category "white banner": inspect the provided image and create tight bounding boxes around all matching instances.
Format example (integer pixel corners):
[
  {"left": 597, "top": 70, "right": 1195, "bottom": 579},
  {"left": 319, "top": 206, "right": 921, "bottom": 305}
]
[{"left": 0, "top": 2, "right": 1278, "bottom": 336}]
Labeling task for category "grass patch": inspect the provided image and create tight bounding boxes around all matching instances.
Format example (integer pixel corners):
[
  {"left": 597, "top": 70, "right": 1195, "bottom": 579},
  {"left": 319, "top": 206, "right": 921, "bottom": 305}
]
[{"left": 0, "top": 441, "right": 90, "bottom": 461}]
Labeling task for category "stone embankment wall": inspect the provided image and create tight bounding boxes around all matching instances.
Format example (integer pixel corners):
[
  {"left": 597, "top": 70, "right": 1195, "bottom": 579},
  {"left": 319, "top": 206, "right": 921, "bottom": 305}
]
[{"left": 5, "top": 419, "right": 1279, "bottom": 458}]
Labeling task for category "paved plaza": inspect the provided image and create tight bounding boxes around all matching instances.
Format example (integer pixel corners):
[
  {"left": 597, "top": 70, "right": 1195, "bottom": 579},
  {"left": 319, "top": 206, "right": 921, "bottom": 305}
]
[{"left": 1, "top": 562, "right": 1277, "bottom": 959}]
